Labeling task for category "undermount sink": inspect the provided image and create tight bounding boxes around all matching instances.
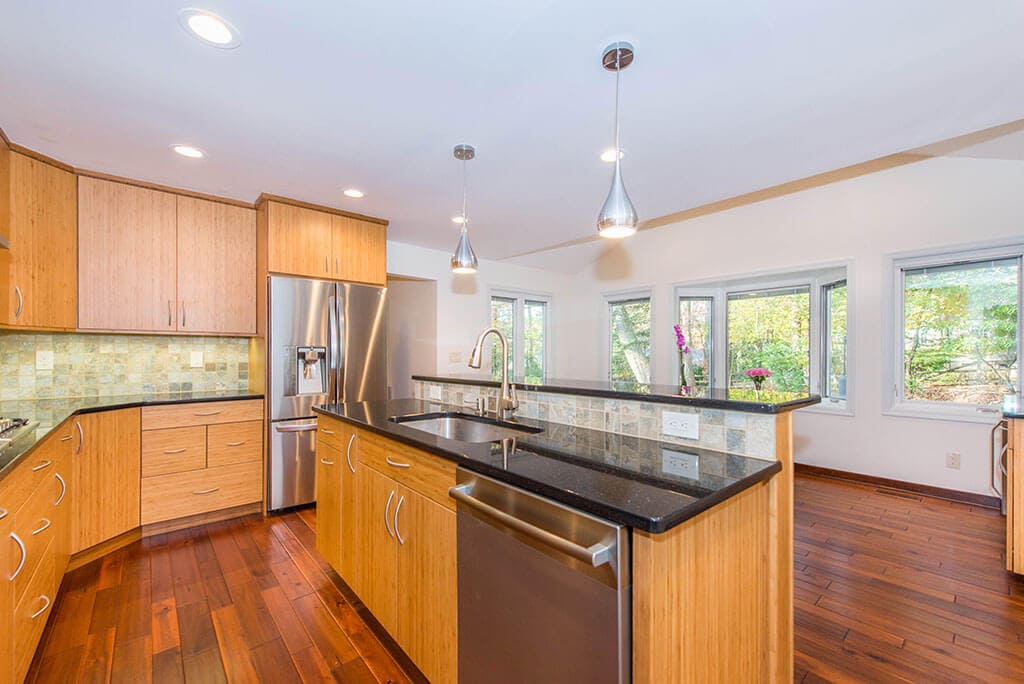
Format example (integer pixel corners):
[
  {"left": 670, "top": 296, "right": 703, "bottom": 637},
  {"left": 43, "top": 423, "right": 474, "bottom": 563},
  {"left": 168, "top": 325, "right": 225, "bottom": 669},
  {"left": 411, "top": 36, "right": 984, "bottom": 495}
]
[{"left": 389, "top": 412, "right": 542, "bottom": 443}]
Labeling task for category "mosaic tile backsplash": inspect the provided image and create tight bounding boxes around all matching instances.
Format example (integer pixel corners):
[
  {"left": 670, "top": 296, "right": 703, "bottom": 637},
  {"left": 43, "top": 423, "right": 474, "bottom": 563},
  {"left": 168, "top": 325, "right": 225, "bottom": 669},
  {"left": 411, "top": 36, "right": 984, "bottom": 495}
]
[
  {"left": 0, "top": 332, "right": 251, "bottom": 400},
  {"left": 414, "top": 380, "right": 777, "bottom": 461}
]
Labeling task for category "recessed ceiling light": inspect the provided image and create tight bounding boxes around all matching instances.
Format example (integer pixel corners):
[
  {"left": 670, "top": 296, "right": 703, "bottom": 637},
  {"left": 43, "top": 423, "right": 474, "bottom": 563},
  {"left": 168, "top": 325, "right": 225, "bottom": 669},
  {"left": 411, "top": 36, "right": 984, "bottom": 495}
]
[
  {"left": 451, "top": 216, "right": 466, "bottom": 224},
  {"left": 343, "top": 189, "right": 365, "bottom": 198},
  {"left": 171, "top": 144, "right": 206, "bottom": 159},
  {"left": 600, "top": 148, "right": 625, "bottom": 163},
  {"left": 178, "top": 8, "right": 242, "bottom": 49}
]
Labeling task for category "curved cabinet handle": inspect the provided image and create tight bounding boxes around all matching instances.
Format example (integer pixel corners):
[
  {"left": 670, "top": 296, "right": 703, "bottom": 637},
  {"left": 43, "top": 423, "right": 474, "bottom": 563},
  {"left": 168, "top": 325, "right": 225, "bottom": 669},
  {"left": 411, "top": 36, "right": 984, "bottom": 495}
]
[
  {"left": 167, "top": 300, "right": 173, "bottom": 327},
  {"left": 162, "top": 448, "right": 187, "bottom": 455},
  {"left": 320, "top": 458, "right": 335, "bottom": 466},
  {"left": 384, "top": 491, "right": 395, "bottom": 538},
  {"left": 60, "top": 435, "right": 72, "bottom": 442},
  {"left": 192, "top": 487, "right": 220, "bottom": 495},
  {"left": 30, "top": 595, "right": 51, "bottom": 620},
  {"left": 181, "top": 301, "right": 187, "bottom": 328},
  {"left": 75, "top": 422, "right": 84, "bottom": 455},
  {"left": 193, "top": 410, "right": 222, "bottom": 417},
  {"left": 225, "top": 441, "right": 247, "bottom": 447},
  {"left": 345, "top": 434, "right": 356, "bottom": 473},
  {"left": 9, "top": 533, "right": 26, "bottom": 580},
  {"left": 385, "top": 456, "right": 410, "bottom": 469},
  {"left": 320, "top": 428, "right": 336, "bottom": 435},
  {"left": 394, "top": 496, "right": 405, "bottom": 545},
  {"left": 14, "top": 286, "right": 23, "bottom": 320},
  {"left": 31, "top": 459, "right": 52, "bottom": 472},
  {"left": 32, "top": 518, "right": 51, "bottom": 536},
  {"left": 0, "top": 508, "right": 7, "bottom": 521},
  {"left": 54, "top": 473, "right": 67, "bottom": 506}
]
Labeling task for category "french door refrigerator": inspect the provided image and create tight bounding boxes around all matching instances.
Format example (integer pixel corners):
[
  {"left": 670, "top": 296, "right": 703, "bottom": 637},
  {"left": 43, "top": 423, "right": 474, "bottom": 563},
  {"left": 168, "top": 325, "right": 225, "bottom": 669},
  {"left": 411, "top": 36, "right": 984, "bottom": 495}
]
[{"left": 267, "top": 275, "right": 387, "bottom": 511}]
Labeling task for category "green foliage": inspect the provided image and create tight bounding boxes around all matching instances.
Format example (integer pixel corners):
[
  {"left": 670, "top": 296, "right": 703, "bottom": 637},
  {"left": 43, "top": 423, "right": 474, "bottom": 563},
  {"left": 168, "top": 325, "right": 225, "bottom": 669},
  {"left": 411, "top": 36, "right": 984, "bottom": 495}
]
[
  {"left": 609, "top": 299, "right": 651, "bottom": 389},
  {"left": 727, "top": 290, "right": 810, "bottom": 393}
]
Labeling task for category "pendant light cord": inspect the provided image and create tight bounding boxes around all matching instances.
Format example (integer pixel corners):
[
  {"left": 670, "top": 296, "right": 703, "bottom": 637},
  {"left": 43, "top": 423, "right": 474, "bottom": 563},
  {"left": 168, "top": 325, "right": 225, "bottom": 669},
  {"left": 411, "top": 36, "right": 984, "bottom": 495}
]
[
  {"left": 614, "top": 51, "right": 621, "bottom": 162},
  {"left": 461, "top": 156, "right": 468, "bottom": 229}
]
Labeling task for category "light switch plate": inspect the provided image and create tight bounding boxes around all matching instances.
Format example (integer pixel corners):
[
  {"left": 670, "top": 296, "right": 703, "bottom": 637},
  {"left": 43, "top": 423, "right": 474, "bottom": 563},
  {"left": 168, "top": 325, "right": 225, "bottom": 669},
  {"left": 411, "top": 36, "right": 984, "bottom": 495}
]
[
  {"left": 35, "top": 350, "right": 54, "bottom": 371},
  {"left": 449, "top": 351, "right": 463, "bottom": 363},
  {"left": 662, "top": 411, "right": 700, "bottom": 439},
  {"left": 190, "top": 351, "right": 203, "bottom": 368},
  {"left": 662, "top": 449, "right": 699, "bottom": 479}
]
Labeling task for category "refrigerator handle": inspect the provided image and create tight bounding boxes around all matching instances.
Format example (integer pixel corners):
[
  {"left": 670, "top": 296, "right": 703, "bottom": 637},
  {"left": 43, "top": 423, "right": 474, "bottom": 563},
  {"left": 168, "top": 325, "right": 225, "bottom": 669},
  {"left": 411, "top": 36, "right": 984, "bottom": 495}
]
[{"left": 329, "top": 294, "right": 339, "bottom": 404}]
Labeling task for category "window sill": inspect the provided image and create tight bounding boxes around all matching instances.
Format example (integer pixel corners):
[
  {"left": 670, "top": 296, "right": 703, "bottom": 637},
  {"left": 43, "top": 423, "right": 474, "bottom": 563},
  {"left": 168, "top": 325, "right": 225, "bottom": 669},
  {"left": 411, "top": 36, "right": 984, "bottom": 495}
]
[
  {"left": 883, "top": 403, "right": 1003, "bottom": 425},
  {"left": 800, "top": 401, "right": 854, "bottom": 418}
]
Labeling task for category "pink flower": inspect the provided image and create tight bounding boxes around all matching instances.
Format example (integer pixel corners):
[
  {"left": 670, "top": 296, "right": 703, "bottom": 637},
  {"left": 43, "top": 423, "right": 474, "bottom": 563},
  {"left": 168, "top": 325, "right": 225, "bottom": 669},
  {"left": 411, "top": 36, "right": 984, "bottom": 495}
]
[
  {"left": 673, "top": 324, "right": 689, "bottom": 352},
  {"left": 743, "top": 368, "right": 773, "bottom": 378}
]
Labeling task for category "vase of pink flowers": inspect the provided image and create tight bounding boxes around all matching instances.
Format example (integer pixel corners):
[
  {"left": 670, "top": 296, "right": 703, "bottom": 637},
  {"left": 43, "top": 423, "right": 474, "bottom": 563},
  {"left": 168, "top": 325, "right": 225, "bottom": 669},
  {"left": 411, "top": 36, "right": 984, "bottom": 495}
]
[
  {"left": 674, "top": 325, "right": 695, "bottom": 393},
  {"left": 744, "top": 367, "right": 772, "bottom": 391}
]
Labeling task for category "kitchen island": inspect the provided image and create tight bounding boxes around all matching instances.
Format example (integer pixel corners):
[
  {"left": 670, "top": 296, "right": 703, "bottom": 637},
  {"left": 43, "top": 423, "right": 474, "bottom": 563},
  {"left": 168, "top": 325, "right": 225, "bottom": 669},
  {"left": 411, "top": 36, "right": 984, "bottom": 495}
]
[{"left": 314, "top": 387, "right": 817, "bottom": 682}]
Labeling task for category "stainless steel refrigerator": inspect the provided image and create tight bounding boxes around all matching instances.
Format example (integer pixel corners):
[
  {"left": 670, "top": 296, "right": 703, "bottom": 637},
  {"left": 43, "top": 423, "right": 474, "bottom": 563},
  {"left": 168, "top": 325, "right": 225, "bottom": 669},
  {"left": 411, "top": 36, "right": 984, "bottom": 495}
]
[{"left": 266, "top": 275, "right": 387, "bottom": 511}]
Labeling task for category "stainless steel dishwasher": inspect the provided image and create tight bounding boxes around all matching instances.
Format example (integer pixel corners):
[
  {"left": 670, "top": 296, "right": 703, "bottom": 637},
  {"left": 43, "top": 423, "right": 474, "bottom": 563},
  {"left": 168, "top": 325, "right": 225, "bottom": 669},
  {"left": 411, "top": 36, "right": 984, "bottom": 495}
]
[{"left": 450, "top": 468, "right": 630, "bottom": 683}]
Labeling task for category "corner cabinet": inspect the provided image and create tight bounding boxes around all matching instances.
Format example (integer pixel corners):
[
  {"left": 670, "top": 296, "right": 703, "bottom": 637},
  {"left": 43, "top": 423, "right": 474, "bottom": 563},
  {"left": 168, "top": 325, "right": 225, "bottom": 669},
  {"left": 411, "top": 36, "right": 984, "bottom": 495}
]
[
  {"left": 0, "top": 149, "right": 78, "bottom": 330},
  {"left": 77, "top": 177, "right": 256, "bottom": 334},
  {"left": 1008, "top": 419, "right": 1023, "bottom": 574}
]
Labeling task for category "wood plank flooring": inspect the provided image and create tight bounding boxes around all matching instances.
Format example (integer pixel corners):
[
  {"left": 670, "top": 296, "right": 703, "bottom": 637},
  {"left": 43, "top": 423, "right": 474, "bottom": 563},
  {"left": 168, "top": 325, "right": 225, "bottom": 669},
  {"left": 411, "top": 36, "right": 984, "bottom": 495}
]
[{"left": 24, "top": 473, "right": 1024, "bottom": 683}]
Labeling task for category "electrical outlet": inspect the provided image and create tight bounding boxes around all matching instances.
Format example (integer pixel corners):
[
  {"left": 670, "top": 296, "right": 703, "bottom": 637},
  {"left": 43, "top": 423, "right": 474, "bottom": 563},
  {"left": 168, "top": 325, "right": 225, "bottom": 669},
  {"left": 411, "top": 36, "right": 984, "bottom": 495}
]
[
  {"left": 429, "top": 385, "right": 442, "bottom": 400},
  {"left": 449, "top": 351, "right": 463, "bottom": 363},
  {"left": 662, "top": 411, "right": 700, "bottom": 439},
  {"left": 35, "top": 350, "right": 54, "bottom": 371},
  {"left": 945, "top": 452, "right": 961, "bottom": 470},
  {"left": 190, "top": 351, "right": 203, "bottom": 368},
  {"left": 662, "top": 449, "right": 699, "bottom": 479}
]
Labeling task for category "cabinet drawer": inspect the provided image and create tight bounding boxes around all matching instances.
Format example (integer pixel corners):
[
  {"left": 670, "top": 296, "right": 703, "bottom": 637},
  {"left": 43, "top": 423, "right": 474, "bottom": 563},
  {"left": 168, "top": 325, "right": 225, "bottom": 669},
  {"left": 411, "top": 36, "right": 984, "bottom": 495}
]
[
  {"left": 142, "top": 399, "right": 263, "bottom": 430},
  {"left": 142, "top": 426, "right": 207, "bottom": 477},
  {"left": 13, "top": 546, "right": 56, "bottom": 684},
  {"left": 317, "top": 417, "right": 345, "bottom": 451},
  {"left": 11, "top": 476, "right": 60, "bottom": 604},
  {"left": 359, "top": 437, "right": 456, "bottom": 510},
  {"left": 141, "top": 461, "right": 262, "bottom": 524},
  {"left": 208, "top": 420, "right": 263, "bottom": 468},
  {"left": 0, "top": 434, "right": 63, "bottom": 514}
]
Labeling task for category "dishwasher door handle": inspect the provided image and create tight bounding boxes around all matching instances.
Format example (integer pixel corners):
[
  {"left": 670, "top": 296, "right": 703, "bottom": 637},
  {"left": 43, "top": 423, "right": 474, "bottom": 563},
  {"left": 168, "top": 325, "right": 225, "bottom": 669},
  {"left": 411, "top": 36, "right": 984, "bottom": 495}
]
[{"left": 449, "top": 484, "right": 613, "bottom": 568}]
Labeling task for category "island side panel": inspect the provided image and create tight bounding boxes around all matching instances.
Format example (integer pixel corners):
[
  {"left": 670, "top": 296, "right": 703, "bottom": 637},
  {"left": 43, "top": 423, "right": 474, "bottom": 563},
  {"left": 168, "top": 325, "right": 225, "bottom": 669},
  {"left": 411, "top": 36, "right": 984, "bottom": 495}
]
[
  {"left": 632, "top": 481, "right": 772, "bottom": 683},
  {"left": 769, "top": 411, "right": 794, "bottom": 682}
]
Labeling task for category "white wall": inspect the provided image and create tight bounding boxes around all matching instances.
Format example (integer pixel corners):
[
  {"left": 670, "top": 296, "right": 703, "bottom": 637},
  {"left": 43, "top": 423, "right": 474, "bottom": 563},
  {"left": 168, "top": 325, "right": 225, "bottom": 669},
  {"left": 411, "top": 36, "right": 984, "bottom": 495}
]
[{"left": 386, "top": 277, "right": 437, "bottom": 399}]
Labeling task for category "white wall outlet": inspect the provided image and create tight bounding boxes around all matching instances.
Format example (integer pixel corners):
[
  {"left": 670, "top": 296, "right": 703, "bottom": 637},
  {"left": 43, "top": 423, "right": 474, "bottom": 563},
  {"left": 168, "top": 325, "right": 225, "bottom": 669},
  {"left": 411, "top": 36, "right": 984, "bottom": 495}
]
[
  {"left": 662, "top": 449, "right": 699, "bottom": 479},
  {"left": 35, "top": 350, "right": 54, "bottom": 371},
  {"left": 190, "top": 351, "right": 204, "bottom": 368},
  {"left": 449, "top": 351, "right": 463, "bottom": 364},
  {"left": 945, "top": 452, "right": 961, "bottom": 470},
  {"left": 662, "top": 411, "right": 700, "bottom": 440},
  {"left": 429, "top": 384, "right": 442, "bottom": 400}
]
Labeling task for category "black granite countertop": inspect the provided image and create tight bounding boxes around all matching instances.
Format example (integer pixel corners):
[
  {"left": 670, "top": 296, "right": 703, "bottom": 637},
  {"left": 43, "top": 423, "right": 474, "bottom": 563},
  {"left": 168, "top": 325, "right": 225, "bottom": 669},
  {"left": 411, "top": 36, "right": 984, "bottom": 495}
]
[
  {"left": 1003, "top": 395, "right": 1024, "bottom": 418},
  {"left": 413, "top": 374, "right": 821, "bottom": 414},
  {"left": 314, "top": 398, "right": 781, "bottom": 533},
  {"left": 0, "top": 391, "right": 263, "bottom": 479}
]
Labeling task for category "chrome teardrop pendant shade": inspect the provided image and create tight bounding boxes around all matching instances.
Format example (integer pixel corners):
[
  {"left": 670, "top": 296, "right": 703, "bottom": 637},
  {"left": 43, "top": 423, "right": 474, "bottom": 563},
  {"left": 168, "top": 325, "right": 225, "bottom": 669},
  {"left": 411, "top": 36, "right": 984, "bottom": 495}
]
[
  {"left": 450, "top": 144, "right": 479, "bottom": 274},
  {"left": 597, "top": 41, "right": 638, "bottom": 239}
]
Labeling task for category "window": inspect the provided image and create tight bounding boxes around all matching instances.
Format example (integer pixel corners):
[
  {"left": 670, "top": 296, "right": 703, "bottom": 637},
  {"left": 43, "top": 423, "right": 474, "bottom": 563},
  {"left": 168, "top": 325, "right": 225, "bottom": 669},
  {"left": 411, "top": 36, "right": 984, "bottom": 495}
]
[
  {"left": 677, "top": 296, "right": 713, "bottom": 389},
  {"left": 489, "top": 292, "right": 549, "bottom": 383},
  {"left": 727, "top": 287, "right": 810, "bottom": 393},
  {"left": 608, "top": 296, "right": 652, "bottom": 389},
  {"left": 822, "top": 280, "right": 848, "bottom": 400},
  {"left": 897, "top": 255, "right": 1019, "bottom": 408}
]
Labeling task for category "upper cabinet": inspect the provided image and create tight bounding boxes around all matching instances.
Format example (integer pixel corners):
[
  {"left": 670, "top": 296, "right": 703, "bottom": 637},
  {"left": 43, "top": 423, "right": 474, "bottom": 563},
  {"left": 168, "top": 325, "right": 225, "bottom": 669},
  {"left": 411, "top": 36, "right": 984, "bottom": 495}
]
[
  {"left": 0, "top": 149, "right": 78, "bottom": 330},
  {"left": 78, "top": 177, "right": 257, "bottom": 335},
  {"left": 260, "top": 198, "right": 387, "bottom": 285}
]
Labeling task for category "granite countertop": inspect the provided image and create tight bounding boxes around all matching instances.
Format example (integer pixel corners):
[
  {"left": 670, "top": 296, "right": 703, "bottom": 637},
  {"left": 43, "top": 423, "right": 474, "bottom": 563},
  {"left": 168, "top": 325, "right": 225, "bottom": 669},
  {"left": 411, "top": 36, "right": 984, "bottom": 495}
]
[
  {"left": 413, "top": 374, "right": 821, "bottom": 414},
  {"left": 314, "top": 398, "right": 781, "bottom": 533},
  {"left": 0, "top": 391, "right": 264, "bottom": 478},
  {"left": 1003, "top": 394, "right": 1024, "bottom": 419}
]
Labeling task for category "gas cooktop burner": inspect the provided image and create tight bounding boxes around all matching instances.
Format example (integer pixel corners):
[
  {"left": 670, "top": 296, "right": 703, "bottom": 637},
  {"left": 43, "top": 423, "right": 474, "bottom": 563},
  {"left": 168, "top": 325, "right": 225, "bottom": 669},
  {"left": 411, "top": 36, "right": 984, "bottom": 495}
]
[{"left": 0, "top": 417, "right": 29, "bottom": 436}]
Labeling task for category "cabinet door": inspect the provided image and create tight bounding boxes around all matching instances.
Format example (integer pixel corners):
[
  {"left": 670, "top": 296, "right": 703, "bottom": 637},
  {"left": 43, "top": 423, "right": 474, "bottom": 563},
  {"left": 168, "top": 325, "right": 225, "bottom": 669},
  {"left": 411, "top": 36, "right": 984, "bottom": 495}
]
[
  {"left": 0, "top": 507, "right": 11, "bottom": 684},
  {"left": 316, "top": 442, "right": 343, "bottom": 572},
  {"left": 72, "top": 409, "right": 141, "bottom": 553},
  {"left": 1010, "top": 420, "right": 1022, "bottom": 573},
  {"left": 352, "top": 466, "right": 398, "bottom": 635},
  {"left": 266, "top": 202, "right": 333, "bottom": 278},
  {"left": 78, "top": 177, "right": 177, "bottom": 331},
  {"left": 332, "top": 215, "right": 386, "bottom": 285},
  {"left": 339, "top": 430, "right": 361, "bottom": 587},
  {"left": 396, "top": 487, "right": 458, "bottom": 684},
  {"left": 176, "top": 196, "right": 256, "bottom": 334},
  {"left": 1, "top": 152, "right": 77, "bottom": 329}
]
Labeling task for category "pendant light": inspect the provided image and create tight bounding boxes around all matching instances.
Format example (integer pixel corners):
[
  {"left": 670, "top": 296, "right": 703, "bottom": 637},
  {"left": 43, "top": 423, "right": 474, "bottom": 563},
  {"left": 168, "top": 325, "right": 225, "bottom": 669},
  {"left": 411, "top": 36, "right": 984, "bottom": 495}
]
[
  {"left": 597, "top": 42, "right": 638, "bottom": 239},
  {"left": 450, "top": 144, "right": 479, "bottom": 274}
]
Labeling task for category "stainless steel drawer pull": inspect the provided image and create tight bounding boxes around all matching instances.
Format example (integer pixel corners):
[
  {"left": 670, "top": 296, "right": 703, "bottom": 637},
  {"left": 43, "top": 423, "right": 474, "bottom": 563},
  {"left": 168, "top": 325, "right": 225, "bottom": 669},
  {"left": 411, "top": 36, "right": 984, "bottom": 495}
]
[
  {"left": 320, "top": 458, "right": 335, "bottom": 465},
  {"left": 168, "top": 300, "right": 173, "bottom": 327},
  {"left": 193, "top": 410, "right": 222, "bottom": 417},
  {"left": 60, "top": 435, "right": 73, "bottom": 442},
  {"left": 75, "top": 422, "right": 84, "bottom": 455},
  {"left": 30, "top": 595, "right": 51, "bottom": 620},
  {"left": 14, "top": 286, "right": 23, "bottom": 319},
  {"left": 394, "top": 496, "right": 405, "bottom": 545},
  {"left": 385, "top": 456, "right": 410, "bottom": 469},
  {"left": 320, "top": 428, "right": 336, "bottom": 435},
  {"left": 0, "top": 508, "right": 7, "bottom": 521},
  {"left": 345, "top": 434, "right": 356, "bottom": 473},
  {"left": 163, "top": 448, "right": 188, "bottom": 455},
  {"left": 448, "top": 485, "right": 614, "bottom": 568},
  {"left": 275, "top": 424, "right": 317, "bottom": 433},
  {"left": 32, "top": 518, "right": 51, "bottom": 536},
  {"left": 54, "top": 473, "right": 67, "bottom": 506},
  {"left": 384, "top": 491, "right": 395, "bottom": 538},
  {"left": 225, "top": 440, "right": 247, "bottom": 447},
  {"left": 192, "top": 487, "right": 220, "bottom": 495},
  {"left": 31, "top": 459, "right": 52, "bottom": 472},
  {"left": 9, "top": 533, "right": 26, "bottom": 580}
]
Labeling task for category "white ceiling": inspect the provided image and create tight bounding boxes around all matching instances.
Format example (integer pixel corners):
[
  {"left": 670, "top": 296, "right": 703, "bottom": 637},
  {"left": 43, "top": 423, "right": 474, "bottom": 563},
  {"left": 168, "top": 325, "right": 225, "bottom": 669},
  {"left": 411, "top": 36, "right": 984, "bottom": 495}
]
[{"left": 2, "top": 1, "right": 1023, "bottom": 262}]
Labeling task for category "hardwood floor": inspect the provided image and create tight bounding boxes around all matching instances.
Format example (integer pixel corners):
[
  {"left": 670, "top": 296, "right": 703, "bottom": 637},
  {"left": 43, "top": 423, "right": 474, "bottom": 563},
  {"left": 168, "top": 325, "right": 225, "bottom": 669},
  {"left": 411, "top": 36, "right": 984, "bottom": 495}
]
[{"left": 24, "top": 473, "right": 1024, "bottom": 683}]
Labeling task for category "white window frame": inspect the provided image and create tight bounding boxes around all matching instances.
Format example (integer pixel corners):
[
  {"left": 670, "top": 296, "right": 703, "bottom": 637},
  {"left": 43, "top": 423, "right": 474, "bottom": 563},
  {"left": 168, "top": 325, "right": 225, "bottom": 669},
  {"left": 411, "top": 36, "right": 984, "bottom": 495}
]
[
  {"left": 884, "top": 242, "right": 1023, "bottom": 424},
  {"left": 674, "top": 288, "right": 718, "bottom": 389},
  {"left": 488, "top": 288, "right": 552, "bottom": 382},
  {"left": 604, "top": 288, "right": 655, "bottom": 385}
]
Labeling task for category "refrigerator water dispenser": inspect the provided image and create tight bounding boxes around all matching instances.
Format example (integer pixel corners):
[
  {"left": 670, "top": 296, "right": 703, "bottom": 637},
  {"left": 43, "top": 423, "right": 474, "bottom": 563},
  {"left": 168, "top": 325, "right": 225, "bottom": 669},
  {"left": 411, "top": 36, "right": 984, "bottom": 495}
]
[{"left": 285, "top": 346, "right": 327, "bottom": 396}]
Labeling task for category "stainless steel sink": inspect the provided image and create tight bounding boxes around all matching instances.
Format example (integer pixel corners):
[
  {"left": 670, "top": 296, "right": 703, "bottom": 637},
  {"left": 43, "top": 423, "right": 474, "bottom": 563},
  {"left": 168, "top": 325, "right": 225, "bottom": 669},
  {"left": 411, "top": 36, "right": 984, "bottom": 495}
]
[{"left": 389, "top": 412, "right": 542, "bottom": 443}]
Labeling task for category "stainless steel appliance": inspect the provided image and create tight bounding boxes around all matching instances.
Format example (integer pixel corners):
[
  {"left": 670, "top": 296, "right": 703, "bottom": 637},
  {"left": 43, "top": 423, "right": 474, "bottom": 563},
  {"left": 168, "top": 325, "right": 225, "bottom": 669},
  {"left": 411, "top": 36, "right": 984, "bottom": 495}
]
[
  {"left": 992, "top": 419, "right": 1009, "bottom": 515},
  {"left": 451, "top": 468, "right": 630, "bottom": 683},
  {"left": 267, "top": 275, "right": 387, "bottom": 510}
]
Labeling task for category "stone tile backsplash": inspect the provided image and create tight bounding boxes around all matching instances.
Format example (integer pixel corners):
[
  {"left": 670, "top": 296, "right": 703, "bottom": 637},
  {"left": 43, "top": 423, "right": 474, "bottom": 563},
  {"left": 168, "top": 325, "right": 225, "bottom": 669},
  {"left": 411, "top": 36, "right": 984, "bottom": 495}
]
[
  {"left": 0, "top": 332, "right": 251, "bottom": 400},
  {"left": 414, "top": 380, "right": 777, "bottom": 461}
]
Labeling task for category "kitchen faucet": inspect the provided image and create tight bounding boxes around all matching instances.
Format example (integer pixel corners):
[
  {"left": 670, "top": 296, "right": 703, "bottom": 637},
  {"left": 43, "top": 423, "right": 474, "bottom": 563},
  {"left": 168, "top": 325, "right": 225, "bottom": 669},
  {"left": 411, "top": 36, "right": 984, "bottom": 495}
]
[{"left": 468, "top": 327, "right": 519, "bottom": 419}]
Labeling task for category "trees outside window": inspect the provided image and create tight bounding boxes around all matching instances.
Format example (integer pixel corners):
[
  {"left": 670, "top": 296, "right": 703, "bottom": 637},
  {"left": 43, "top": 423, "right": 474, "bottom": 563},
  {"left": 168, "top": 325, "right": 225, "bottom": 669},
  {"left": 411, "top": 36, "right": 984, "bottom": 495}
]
[
  {"left": 823, "top": 280, "right": 848, "bottom": 400},
  {"left": 677, "top": 297, "right": 713, "bottom": 389},
  {"left": 489, "top": 293, "right": 549, "bottom": 383},
  {"left": 727, "top": 287, "right": 811, "bottom": 393},
  {"left": 608, "top": 297, "right": 652, "bottom": 389}
]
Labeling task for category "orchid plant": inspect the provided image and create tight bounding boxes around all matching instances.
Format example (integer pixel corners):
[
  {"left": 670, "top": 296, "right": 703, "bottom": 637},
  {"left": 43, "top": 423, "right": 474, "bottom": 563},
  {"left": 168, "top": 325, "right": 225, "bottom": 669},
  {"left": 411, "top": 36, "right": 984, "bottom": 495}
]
[
  {"left": 674, "top": 325, "right": 696, "bottom": 390},
  {"left": 744, "top": 367, "right": 773, "bottom": 390}
]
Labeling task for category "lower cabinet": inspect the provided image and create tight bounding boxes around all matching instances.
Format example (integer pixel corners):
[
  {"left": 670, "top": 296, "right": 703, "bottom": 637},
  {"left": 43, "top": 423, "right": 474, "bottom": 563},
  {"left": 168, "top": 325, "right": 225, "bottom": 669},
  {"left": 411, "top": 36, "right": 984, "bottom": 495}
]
[{"left": 1009, "top": 419, "right": 1023, "bottom": 574}]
